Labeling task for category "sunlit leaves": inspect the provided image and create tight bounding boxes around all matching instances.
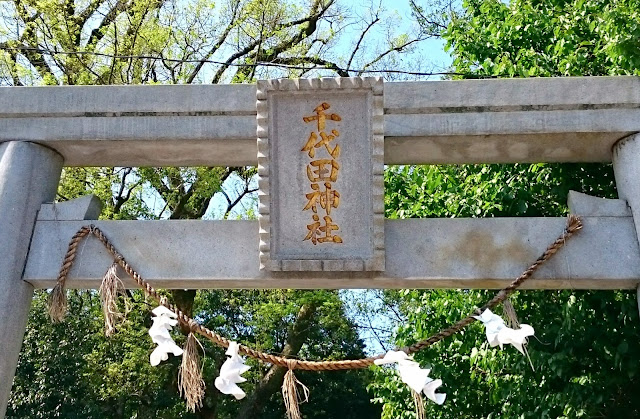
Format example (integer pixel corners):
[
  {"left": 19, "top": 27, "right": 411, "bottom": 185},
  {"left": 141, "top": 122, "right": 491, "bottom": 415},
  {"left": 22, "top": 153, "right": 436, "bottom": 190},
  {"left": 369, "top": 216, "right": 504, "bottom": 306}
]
[{"left": 443, "top": 0, "right": 640, "bottom": 78}]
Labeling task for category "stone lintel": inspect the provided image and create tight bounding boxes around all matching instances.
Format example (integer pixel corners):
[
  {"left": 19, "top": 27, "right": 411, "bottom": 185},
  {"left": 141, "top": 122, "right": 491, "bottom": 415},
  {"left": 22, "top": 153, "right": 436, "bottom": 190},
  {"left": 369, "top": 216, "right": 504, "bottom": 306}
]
[
  {"left": 1, "top": 76, "right": 638, "bottom": 166},
  {"left": 23, "top": 217, "right": 640, "bottom": 290}
]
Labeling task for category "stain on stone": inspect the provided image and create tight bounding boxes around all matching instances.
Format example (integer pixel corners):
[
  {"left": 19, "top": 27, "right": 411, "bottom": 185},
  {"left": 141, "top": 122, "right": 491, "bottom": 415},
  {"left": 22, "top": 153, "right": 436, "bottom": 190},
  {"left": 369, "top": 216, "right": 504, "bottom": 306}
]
[{"left": 435, "top": 228, "right": 532, "bottom": 276}]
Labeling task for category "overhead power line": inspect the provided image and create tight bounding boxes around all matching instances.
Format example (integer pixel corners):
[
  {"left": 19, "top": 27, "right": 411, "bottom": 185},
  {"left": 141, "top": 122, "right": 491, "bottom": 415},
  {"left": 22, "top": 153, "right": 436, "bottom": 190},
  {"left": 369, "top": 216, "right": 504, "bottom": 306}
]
[{"left": 0, "top": 45, "right": 475, "bottom": 78}]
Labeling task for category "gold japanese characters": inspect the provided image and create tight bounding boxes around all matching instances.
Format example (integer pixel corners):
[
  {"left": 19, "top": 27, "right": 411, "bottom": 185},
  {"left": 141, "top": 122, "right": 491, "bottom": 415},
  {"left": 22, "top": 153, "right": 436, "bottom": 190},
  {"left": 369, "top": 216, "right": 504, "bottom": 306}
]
[{"left": 302, "top": 102, "right": 343, "bottom": 245}]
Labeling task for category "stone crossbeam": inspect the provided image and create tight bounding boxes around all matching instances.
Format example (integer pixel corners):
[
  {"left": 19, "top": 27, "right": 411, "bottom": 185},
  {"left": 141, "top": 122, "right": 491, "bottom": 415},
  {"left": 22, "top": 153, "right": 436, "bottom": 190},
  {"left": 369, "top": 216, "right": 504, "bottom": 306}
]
[
  {"left": 24, "top": 216, "right": 640, "bottom": 290},
  {"left": 1, "top": 76, "right": 638, "bottom": 166}
]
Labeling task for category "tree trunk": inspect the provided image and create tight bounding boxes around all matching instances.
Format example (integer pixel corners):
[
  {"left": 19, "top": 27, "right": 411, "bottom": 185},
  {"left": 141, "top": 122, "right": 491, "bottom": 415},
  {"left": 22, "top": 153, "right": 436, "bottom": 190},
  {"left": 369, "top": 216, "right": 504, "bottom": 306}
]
[{"left": 235, "top": 302, "right": 317, "bottom": 418}]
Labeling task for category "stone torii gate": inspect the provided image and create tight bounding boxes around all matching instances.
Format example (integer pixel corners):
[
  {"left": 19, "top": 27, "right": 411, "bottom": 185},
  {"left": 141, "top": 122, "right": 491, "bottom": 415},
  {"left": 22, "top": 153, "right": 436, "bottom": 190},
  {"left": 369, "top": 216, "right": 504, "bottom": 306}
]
[{"left": 2, "top": 76, "right": 640, "bottom": 416}]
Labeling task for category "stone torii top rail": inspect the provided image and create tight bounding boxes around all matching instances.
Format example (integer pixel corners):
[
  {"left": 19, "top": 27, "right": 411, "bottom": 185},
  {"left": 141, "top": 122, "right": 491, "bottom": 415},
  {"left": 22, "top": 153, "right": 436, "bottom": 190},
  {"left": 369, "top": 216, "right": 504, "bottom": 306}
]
[
  {"left": 2, "top": 75, "right": 640, "bottom": 417},
  {"left": 5, "top": 75, "right": 639, "bottom": 290},
  {"left": 3, "top": 76, "right": 638, "bottom": 167}
]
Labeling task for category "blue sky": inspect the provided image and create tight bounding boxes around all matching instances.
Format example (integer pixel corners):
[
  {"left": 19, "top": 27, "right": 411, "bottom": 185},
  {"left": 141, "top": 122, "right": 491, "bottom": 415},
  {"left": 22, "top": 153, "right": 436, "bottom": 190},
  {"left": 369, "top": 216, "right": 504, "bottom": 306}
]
[{"left": 379, "top": 0, "right": 453, "bottom": 72}]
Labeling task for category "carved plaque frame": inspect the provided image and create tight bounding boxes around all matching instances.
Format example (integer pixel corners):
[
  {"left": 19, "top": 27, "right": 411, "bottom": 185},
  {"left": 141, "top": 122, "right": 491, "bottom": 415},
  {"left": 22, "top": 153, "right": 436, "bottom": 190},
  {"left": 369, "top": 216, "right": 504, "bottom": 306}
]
[{"left": 257, "top": 77, "right": 384, "bottom": 272}]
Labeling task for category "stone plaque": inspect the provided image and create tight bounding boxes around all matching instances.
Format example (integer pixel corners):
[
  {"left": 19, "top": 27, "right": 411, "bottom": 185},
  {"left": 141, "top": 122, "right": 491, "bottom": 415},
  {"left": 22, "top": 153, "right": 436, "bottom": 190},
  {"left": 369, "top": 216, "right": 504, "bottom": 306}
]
[{"left": 257, "top": 77, "right": 384, "bottom": 271}]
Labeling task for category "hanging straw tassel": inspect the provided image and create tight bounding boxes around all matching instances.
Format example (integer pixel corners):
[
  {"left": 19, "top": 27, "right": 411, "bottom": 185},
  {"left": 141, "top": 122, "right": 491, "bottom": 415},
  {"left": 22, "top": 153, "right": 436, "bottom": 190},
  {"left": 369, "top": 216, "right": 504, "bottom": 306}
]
[
  {"left": 178, "top": 320, "right": 205, "bottom": 412},
  {"left": 282, "top": 360, "right": 309, "bottom": 419},
  {"left": 48, "top": 282, "right": 68, "bottom": 323},
  {"left": 411, "top": 389, "right": 426, "bottom": 419},
  {"left": 48, "top": 224, "right": 95, "bottom": 322},
  {"left": 502, "top": 298, "right": 520, "bottom": 329},
  {"left": 503, "top": 298, "right": 535, "bottom": 370},
  {"left": 99, "top": 262, "right": 127, "bottom": 336}
]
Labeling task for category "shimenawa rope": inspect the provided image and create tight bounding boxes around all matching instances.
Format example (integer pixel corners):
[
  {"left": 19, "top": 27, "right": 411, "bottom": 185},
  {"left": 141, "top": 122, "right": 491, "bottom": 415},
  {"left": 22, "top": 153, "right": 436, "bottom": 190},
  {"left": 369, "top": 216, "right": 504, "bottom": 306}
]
[{"left": 48, "top": 215, "right": 582, "bottom": 371}]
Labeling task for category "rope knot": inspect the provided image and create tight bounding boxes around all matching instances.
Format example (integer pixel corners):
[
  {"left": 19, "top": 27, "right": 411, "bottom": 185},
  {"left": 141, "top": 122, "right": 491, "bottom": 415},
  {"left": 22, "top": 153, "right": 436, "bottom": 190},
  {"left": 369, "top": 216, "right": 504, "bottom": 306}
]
[
  {"left": 286, "top": 359, "right": 299, "bottom": 371},
  {"left": 188, "top": 318, "right": 199, "bottom": 333}
]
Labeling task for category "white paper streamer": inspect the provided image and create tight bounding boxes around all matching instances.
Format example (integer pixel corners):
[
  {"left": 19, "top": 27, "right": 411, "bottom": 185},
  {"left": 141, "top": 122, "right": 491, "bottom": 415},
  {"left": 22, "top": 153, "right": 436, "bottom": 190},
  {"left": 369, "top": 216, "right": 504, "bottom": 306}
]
[
  {"left": 374, "top": 350, "right": 446, "bottom": 405},
  {"left": 473, "top": 308, "right": 535, "bottom": 354},
  {"left": 215, "top": 341, "right": 251, "bottom": 400},
  {"left": 149, "top": 306, "right": 183, "bottom": 366}
]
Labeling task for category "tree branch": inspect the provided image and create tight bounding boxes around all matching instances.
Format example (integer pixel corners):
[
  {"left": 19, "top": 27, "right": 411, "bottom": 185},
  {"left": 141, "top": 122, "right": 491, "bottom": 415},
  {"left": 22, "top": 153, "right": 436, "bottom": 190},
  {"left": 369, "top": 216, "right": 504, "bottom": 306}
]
[
  {"left": 358, "top": 37, "right": 423, "bottom": 76},
  {"left": 87, "top": 0, "right": 130, "bottom": 47},
  {"left": 79, "top": 0, "right": 105, "bottom": 27},
  {"left": 0, "top": 45, "right": 25, "bottom": 86},
  {"left": 114, "top": 167, "right": 132, "bottom": 203},
  {"left": 219, "top": 189, "right": 232, "bottom": 206},
  {"left": 212, "top": 0, "right": 335, "bottom": 83},
  {"left": 268, "top": 56, "right": 349, "bottom": 77},
  {"left": 14, "top": 44, "right": 57, "bottom": 83},
  {"left": 224, "top": 185, "right": 257, "bottom": 219},
  {"left": 185, "top": 0, "right": 242, "bottom": 83},
  {"left": 346, "top": 16, "right": 380, "bottom": 71},
  {"left": 210, "top": 37, "right": 261, "bottom": 84},
  {"left": 409, "top": 0, "right": 451, "bottom": 37},
  {"left": 114, "top": 176, "right": 143, "bottom": 214}
]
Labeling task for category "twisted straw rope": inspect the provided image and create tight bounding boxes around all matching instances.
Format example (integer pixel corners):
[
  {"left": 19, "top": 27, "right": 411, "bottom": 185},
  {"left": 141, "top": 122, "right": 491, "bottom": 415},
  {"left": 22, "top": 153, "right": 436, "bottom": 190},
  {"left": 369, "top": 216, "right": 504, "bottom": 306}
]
[{"left": 51, "top": 215, "right": 582, "bottom": 371}]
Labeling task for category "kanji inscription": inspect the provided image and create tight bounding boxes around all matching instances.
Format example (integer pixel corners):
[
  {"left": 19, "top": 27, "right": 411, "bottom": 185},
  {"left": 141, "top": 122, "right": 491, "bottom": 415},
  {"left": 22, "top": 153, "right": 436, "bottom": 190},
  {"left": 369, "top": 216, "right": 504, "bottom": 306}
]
[
  {"left": 257, "top": 78, "right": 384, "bottom": 272},
  {"left": 302, "top": 102, "right": 343, "bottom": 245}
]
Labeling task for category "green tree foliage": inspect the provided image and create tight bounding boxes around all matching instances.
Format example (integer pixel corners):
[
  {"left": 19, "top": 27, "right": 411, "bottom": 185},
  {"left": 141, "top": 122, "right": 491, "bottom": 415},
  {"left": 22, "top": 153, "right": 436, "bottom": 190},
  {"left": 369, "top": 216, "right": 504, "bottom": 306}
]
[
  {"left": 443, "top": 0, "right": 640, "bottom": 77},
  {"left": 385, "top": 163, "right": 616, "bottom": 218},
  {"left": 370, "top": 0, "right": 640, "bottom": 417},
  {"left": 10, "top": 291, "right": 188, "bottom": 418}
]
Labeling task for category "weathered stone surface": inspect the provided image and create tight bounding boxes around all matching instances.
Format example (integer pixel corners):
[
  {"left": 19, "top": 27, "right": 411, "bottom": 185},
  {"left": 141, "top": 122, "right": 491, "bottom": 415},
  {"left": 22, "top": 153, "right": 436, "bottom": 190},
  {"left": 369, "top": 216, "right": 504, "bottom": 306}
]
[
  {"left": 24, "top": 217, "right": 640, "bottom": 290},
  {"left": 0, "top": 83, "right": 257, "bottom": 167},
  {"left": 257, "top": 78, "right": 384, "bottom": 271},
  {"left": 0, "top": 142, "right": 62, "bottom": 418},
  {"left": 0, "top": 77, "right": 638, "bottom": 166},
  {"left": 0, "top": 84, "right": 256, "bottom": 115}
]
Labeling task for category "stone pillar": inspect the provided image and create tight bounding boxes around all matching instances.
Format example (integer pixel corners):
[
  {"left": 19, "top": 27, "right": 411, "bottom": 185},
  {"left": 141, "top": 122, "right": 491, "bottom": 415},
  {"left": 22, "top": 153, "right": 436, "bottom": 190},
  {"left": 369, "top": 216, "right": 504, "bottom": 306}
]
[
  {"left": 613, "top": 133, "right": 640, "bottom": 321},
  {"left": 0, "top": 142, "right": 63, "bottom": 418},
  {"left": 613, "top": 133, "right": 640, "bottom": 239}
]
